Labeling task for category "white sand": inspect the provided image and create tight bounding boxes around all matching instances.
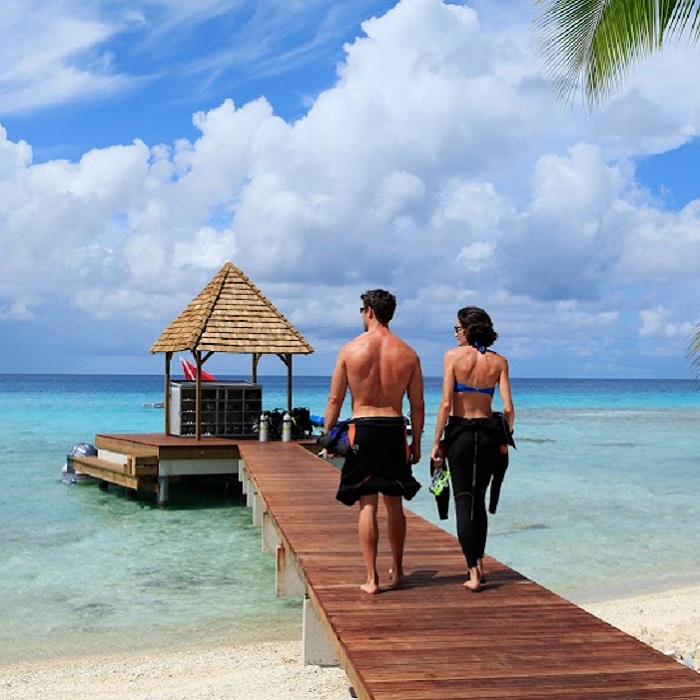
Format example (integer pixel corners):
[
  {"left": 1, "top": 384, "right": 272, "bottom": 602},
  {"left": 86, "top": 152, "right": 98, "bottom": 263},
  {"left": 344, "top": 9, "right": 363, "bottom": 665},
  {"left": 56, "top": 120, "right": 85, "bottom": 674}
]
[
  {"left": 583, "top": 585, "right": 700, "bottom": 670},
  {"left": 0, "top": 641, "right": 351, "bottom": 700},
  {"left": 3, "top": 587, "right": 698, "bottom": 699}
]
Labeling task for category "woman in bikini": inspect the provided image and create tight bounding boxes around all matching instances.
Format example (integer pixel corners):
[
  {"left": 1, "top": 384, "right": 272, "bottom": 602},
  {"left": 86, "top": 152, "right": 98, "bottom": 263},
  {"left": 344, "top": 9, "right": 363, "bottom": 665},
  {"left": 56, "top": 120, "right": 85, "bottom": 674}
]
[{"left": 430, "top": 307, "right": 514, "bottom": 592}]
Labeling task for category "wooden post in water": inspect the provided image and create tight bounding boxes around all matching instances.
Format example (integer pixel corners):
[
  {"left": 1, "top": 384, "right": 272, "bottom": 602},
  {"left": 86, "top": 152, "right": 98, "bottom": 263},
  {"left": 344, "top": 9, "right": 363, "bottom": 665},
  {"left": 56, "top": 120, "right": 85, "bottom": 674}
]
[{"left": 157, "top": 475, "right": 169, "bottom": 507}]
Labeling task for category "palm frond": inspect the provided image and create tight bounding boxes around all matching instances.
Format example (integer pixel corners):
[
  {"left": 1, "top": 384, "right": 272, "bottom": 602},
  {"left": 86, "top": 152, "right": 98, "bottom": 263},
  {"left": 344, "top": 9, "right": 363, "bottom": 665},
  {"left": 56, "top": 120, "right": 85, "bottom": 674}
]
[
  {"left": 668, "top": 0, "right": 700, "bottom": 41},
  {"left": 535, "top": 0, "right": 700, "bottom": 107},
  {"left": 687, "top": 323, "right": 700, "bottom": 378}
]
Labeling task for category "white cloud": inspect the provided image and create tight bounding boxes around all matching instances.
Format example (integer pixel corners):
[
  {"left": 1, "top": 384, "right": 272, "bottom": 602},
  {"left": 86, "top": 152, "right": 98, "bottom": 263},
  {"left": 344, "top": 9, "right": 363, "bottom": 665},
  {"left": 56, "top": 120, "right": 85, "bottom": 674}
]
[
  {"left": 499, "top": 144, "right": 628, "bottom": 301},
  {"left": 0, "top": 300, "right": 34, "bottom": 320},
  {"left": 173, "top": 226, "right": 238, "bottom": 269},
  {"left": 615, "top": 200, "right": 700, "bottom": 282},
  {"left": 639, "top": 307, "right": 696, "bottom": 338}
]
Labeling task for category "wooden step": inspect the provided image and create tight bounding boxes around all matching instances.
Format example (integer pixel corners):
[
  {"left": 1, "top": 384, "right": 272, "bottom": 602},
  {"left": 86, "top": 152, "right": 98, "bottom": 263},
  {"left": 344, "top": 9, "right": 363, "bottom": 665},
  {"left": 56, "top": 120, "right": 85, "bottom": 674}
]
[
  {"left": 71, "top": 455, "right": 129, "bottom": 475},
  {"left": 70, "top": 456, "right": 157, "bottom": 492}
]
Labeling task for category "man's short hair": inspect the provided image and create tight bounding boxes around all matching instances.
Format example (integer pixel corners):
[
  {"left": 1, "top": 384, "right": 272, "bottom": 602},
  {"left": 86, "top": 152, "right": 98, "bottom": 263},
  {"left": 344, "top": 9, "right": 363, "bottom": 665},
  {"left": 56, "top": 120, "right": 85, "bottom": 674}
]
[{"left": 361, "top": 289, "right": 396, "bottom": 325}]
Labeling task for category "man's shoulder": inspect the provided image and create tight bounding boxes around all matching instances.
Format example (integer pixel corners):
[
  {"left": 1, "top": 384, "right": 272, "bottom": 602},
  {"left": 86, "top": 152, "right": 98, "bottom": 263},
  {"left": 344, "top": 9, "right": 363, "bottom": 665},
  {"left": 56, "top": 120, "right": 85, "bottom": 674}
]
[
  {"left": 379, "top": 329, "right": 416, "bottom": 352},
  {"left": 388, "top": 334, "right": 421, "bottom": 367},
  {"left": 341, "top": 333, "right": 370, "bottom": 351},
  {"left": 343, "top": 330, "right": 418, "bottom": 360}
]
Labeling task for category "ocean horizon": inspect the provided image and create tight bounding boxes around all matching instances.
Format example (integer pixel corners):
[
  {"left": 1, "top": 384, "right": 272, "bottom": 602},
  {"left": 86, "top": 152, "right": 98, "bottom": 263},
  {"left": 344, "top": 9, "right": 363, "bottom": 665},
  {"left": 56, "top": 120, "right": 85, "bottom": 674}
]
[{"left": 1, "top": 374, "right": 698, "bottom": 664}]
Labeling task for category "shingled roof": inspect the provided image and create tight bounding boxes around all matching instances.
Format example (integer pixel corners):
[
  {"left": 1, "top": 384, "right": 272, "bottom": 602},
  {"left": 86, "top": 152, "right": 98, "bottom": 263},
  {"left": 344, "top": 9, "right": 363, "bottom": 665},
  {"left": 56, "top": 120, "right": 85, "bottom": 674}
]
[{"left": 150, "top": 261, "right": 314, "bottom": 355}]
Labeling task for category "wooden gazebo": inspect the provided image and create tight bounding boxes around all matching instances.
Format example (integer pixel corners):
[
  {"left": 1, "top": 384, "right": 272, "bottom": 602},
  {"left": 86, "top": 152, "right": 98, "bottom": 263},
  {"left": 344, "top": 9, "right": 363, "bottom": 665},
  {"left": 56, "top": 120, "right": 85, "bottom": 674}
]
[{"left": 150, "top": 261, "right": 314, "bottom": 439}]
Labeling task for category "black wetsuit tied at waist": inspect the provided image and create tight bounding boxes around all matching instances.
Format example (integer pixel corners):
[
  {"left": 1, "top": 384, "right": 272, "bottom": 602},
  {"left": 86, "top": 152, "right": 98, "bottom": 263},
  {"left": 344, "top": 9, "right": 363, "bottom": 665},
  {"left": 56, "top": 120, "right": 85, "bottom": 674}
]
[
  {"left": 444, "top": 412, "right": 514, "bottom": 515},
  {"left": 335, "top": 416, "right": 421, "bottom": 507},
  {"left": 445, "top": 413, "right": 514, "bottom": 448}
]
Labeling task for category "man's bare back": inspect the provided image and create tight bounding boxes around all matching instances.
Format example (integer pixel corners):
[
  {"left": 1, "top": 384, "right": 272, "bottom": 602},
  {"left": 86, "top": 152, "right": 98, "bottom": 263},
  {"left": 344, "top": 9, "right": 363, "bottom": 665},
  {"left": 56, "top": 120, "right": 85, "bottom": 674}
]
[{"left": 341, "top": 326, "right": 422, "bottom": 417}]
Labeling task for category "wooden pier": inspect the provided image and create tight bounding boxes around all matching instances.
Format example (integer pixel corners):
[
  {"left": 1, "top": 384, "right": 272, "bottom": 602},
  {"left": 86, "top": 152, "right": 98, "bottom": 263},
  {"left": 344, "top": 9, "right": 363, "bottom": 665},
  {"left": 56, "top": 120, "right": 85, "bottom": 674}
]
[
  {"left": 237, "top": 441, "right": 700, "bottom": 700},
  {"left": 71, "top": 434, "right": 700, "bottom": 697}
]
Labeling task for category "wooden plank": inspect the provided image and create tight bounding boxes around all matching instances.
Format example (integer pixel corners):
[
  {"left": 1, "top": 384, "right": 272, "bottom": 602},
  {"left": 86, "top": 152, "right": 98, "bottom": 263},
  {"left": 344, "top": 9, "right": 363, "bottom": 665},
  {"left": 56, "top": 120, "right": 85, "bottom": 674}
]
[
  {"left": 72, "top": 455, "right": 158, "bottom": 493},
  {"left": 133, "top": 465, "right": 158, "bottom": 477},
  {"left": 238, "top": 441, "right": 700, "bottom": 700},
  {"left": 158, "top": 445, "right": 240, "bottom": 461},
  {"left": 126, "top": 455, "right": 159, "bottom": 477},
  {"left": 71, "top": 455, "right": 129, "bottom": 475},
  {"left": 95, "top": 433, "right": 240, "bottom": 462},
  {"left": 95, "top": 434, "right": 160, "bottom": 456},
  {"left": 70, "top": 457, "right": 140, "bottom": 490}
]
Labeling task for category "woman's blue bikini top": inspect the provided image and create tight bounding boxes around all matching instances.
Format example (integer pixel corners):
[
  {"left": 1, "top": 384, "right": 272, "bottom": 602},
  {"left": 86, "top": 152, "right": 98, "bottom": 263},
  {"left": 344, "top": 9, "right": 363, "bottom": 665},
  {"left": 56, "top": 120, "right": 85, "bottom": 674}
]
[
  {"left": 454, "top": 381, "right": 495, "bottom": 396},
  {"left": 453, "top": 342, "right": 495, "bottom": 396}
]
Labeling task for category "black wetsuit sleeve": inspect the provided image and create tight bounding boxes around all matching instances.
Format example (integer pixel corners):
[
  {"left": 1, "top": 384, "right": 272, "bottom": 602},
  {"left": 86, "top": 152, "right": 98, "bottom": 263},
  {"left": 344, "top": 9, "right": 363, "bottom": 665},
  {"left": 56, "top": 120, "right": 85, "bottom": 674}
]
[{"left": 488, "top": 450, "right": 508, "bottom": 514}]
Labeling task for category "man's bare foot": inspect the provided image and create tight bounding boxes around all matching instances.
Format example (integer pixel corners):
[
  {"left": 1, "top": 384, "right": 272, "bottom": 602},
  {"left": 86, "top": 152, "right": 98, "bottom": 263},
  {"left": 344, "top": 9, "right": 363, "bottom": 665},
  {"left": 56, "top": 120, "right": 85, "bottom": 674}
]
[
  {"left": 388, "top": 567, "right": 403, "bottom": 588},
  {"left": 360, "top": 579, "right": 380, "bottom": 594}
]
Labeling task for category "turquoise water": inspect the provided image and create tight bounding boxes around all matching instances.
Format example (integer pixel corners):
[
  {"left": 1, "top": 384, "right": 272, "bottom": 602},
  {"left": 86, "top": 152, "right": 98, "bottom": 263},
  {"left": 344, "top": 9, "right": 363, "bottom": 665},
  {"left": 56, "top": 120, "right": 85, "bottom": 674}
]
[{"left": 1, "top": 374, "right": 699, "bottom": 663}]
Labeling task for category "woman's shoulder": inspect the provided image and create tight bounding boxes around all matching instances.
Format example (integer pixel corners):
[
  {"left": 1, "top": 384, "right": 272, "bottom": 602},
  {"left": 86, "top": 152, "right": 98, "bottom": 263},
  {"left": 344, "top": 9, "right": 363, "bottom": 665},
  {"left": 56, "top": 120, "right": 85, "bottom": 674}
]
[
  {"left": 443, "top": 346, "right": 463, "bottom": 362},
  {"left": 487, "top": 349, "right": 509, "bottom": 369}
]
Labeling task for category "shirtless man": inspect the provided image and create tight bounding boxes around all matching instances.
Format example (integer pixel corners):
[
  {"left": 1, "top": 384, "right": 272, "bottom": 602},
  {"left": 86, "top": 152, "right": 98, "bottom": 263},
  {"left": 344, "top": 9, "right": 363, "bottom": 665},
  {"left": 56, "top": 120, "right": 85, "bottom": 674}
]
[{"left": 324, "top": 289, "right": 424, "bottom": 594}]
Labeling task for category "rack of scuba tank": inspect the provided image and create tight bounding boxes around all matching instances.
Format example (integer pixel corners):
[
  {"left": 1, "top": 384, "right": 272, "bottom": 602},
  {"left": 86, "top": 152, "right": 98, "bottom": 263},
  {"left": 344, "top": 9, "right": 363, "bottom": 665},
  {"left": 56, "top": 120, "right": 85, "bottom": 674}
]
[{"left": 257, "top": 407, "right": 315, "bottom": 442}]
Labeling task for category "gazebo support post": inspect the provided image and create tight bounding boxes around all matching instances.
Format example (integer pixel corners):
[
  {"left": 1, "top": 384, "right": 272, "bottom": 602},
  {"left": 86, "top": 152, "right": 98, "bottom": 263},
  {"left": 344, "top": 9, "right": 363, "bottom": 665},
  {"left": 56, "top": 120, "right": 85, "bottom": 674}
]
[
  {"left": 184, "top": 350, "right": 215, "bottom": 441},
  {"left": 277, "top": 353, "right": 293, "bottom": 412},
  {"left": 195, "top": 350, "right": 202, "bottom": 441},
  {"left": 252, "top": 353, "right": 262, "bottom": 383},
  {"left": 164, "top": 352, "right": 172, "bottom": 435}
]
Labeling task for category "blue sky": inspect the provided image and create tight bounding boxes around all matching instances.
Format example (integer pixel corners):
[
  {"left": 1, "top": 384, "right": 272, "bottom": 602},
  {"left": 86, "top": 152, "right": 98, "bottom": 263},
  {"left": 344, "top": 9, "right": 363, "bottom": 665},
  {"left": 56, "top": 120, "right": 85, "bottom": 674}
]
[{"left": 1, "top": 0, "right": 699, "bottom": 378}]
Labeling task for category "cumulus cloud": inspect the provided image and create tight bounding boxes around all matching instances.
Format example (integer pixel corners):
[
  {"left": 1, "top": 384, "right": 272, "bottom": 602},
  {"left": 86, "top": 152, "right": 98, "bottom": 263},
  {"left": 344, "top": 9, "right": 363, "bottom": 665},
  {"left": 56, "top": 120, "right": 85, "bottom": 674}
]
[
  {"left": 1, "top": 0, "right": 700, "bottom": 376},
  {"left": 500, "top": 144, "right": 628, "bottom": 301}
]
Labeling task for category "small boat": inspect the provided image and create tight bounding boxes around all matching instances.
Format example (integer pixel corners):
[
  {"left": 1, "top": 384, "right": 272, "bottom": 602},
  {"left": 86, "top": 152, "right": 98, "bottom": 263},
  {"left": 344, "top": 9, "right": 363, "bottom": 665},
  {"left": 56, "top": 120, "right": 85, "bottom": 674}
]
[
  {"left": 142, "top": 401, "right": 165, "bottom": 408},
  {"left": 62, "top": 443, "right": 98, "bottom": 484}
]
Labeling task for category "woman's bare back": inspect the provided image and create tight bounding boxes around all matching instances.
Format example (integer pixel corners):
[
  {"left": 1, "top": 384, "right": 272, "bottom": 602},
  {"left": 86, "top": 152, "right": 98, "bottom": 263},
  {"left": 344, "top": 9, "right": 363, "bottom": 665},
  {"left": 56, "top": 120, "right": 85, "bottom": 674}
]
[{"left": 450, "top": 346, "right": 505, "bottom": 419}]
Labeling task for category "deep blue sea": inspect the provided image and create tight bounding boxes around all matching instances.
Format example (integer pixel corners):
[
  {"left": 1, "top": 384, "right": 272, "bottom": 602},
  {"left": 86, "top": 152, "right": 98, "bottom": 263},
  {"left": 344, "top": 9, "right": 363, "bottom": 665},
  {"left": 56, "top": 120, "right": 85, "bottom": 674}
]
[{"left": 1, "top": 374, "right": 699, "bottom": 664}]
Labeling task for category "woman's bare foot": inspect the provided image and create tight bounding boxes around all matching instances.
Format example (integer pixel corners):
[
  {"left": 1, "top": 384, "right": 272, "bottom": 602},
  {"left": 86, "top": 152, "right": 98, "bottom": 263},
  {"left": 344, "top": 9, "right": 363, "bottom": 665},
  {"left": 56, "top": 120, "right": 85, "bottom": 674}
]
[
  {"left": 465, "top": 559, "right": 487, "bottom": 584},
  {"left": 464, "top": 567, "right": 481, "bottom": 592},
  {"left": 388, "top": 567, "right": 403, "bottom": 588},
  {"left": 360, "top": 577, "right": 380, "bottom": 594}
]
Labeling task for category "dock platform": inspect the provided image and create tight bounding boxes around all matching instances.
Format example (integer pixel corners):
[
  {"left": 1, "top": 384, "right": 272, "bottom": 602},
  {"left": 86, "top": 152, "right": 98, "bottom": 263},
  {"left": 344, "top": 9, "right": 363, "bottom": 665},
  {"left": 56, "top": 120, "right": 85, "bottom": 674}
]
[
  {"left": 69, "top": 432, "right": 244, "bottom": 504},
  {"left": 237, "top": 441, "right": 700, "bottom": 700}
]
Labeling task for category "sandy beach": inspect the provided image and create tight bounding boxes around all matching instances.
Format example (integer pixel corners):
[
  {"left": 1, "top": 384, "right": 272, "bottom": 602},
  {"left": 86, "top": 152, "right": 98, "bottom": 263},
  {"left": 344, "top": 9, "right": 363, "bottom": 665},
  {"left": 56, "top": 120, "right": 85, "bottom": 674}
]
[
  {"left": 583, "top": 585, "right": 700, "bottom": 671},
  {"left": 2, "top": 586, "right": 697, "bottom": 700},
  {"left": 0, "top": 641, "right": 351, "bottom": 700}
]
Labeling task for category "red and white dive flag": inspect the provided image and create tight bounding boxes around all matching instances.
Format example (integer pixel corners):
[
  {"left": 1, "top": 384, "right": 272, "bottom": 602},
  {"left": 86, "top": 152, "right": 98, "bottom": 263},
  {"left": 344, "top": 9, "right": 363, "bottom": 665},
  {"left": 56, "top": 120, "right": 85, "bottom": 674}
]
[{"left": 180, "top": 357, "right": 215, "bottom": 381}]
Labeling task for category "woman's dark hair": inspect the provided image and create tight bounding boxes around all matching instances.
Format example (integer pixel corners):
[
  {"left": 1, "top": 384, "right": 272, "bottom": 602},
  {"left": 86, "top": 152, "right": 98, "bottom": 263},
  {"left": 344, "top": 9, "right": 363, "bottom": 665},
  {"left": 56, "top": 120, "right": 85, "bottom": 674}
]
[
  {"left": 457, "top": 306, "right": 498, "bottom": 348},
  {"left": 361, "top": 289, "right": 396, "bottom": 325}
]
